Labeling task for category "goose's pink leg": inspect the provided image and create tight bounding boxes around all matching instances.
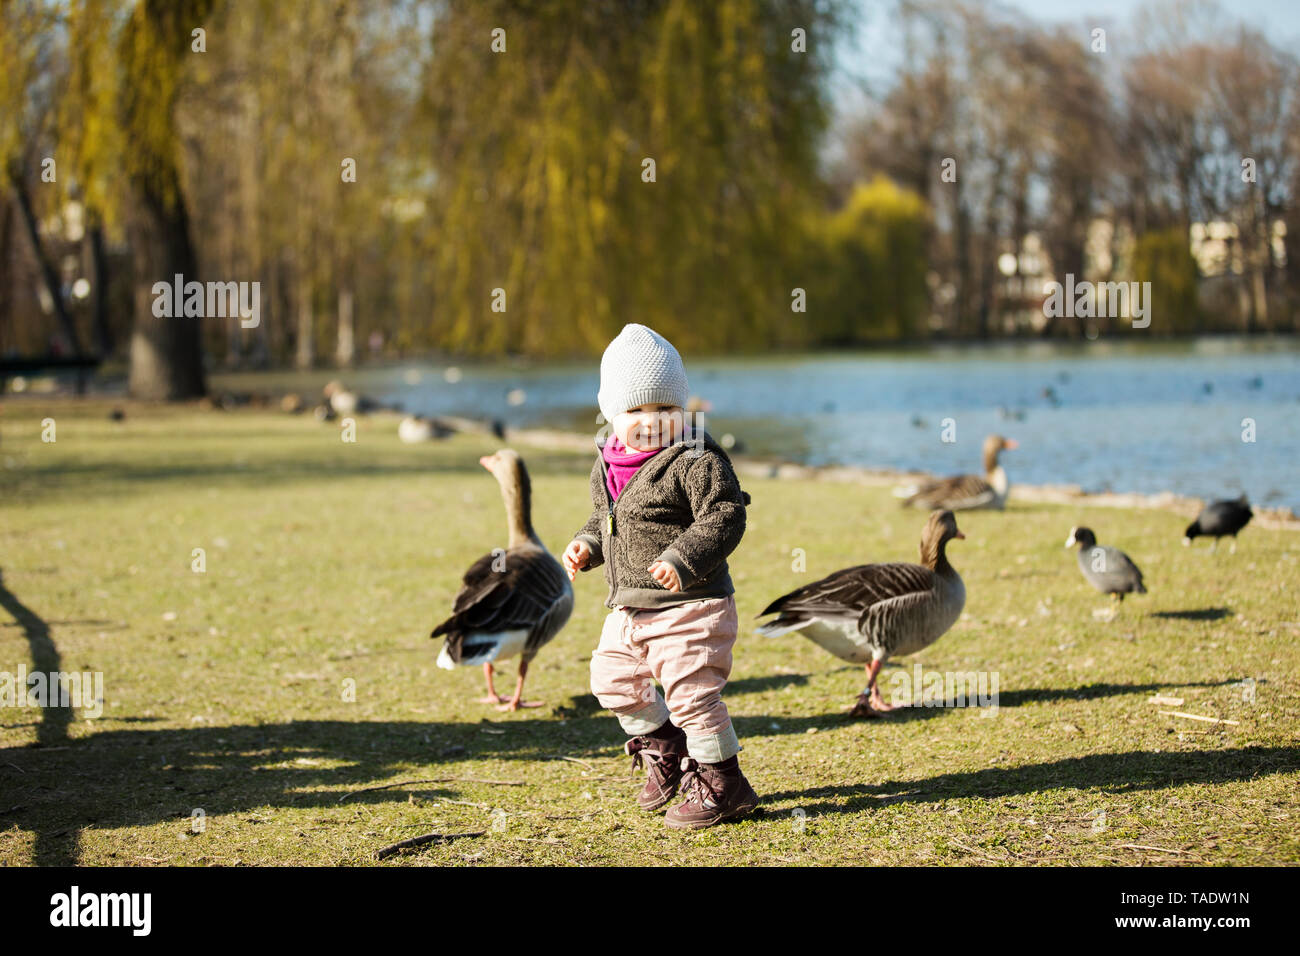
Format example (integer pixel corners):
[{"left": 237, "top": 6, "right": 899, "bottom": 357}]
[
  {"left": 849, "top": 658, "right": 894, "bottom": 717},
  {"left": 497, "top": 659, "right": 545, "bottom": 711},
  {"left": 477, "top": 662, "right": 506, "bottom": 704}
]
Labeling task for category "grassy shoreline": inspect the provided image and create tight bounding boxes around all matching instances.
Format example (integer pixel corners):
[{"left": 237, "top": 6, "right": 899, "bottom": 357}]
[{"left": 2, "top": 398, "right": 1297, "bottom": 865}]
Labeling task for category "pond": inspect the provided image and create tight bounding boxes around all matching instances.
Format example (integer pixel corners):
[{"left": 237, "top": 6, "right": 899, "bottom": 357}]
[{"left": 209, "top": 337, "right": 1300, "bottom": 511}]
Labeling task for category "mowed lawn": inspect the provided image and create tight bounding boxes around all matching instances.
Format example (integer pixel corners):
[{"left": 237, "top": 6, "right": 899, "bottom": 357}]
[{"left": 1, "top": 398, "right": 1297, "bottom": 866}]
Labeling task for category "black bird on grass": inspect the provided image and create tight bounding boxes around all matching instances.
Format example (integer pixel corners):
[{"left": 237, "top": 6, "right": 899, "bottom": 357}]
[
  {"left": 1065, "top": 527, "right": 1146, "bottom": 603},
  {"left": 1184, "top": 495, "right": 1253, "bottom": 553}
]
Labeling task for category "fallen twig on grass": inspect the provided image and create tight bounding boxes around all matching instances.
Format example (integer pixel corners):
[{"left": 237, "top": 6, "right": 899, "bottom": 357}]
[
  {"left": 553, "top": 755, "right": 597, "bottom": 772},
  {"left": 1148, "top": 695, "right": 1184, "bottom": 706},
  {"left": 336, "top": 777, "right": 526, "bottom": 802},
  {"left": 1158, "top": 711, "right": 1240, "bottom": 726},
  {"left": 948, "top": 838, "right": 1006, "bottom": 864},
  {"left": 437, "top": 798, "right": 494, "bottom": 810},
  {"left": 392, "top": 821, "right": 450, "bottom": 830},
  {"left": 374, "top": 830, "right": 486, "bottom": 861},
  {"left": 1115, "top": 843, "right": 1194, "bottom": 855}
]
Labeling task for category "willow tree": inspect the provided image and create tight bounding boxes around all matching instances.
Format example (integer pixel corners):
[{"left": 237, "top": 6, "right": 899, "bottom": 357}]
[
  {"left": 416, "top": 0, "right": 842, "bottom": 357},
  {"left": 117, "top": 0, "right": 216, "bottom": 398},
  {"left": 0, "top": 1, "right": 86, "bottom": 357},
  {"left": 62, "top": 0, "right": 126, "bottom": 358}
]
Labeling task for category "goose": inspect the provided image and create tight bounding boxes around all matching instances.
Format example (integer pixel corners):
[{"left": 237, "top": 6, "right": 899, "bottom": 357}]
[
  {"left": 756, "top": 510, "right": 967, "bottom": 717},
  {"left": 431, "top": 449, "right": 573, "bottom": 711},
  {"left": 1183, "top": 495, "right": 1253, "bottom": 553},
  {"left": 398, "top": 415, "right": 453, "bottom": 444},
  {"left": 903, "top": 434, "right": 1018, "bottom": 511},
  {"left": 324, "top": 380, "right": 385, "bottom": 416},
  {"left": 399, "top": 416, "right": 433, "bottom": 443},
  {"left": 323, "top": 380, "right": 358, "bottom": 416},
  {"left": 1065, "top": 527, "right": 1146, "bottom": 602}
]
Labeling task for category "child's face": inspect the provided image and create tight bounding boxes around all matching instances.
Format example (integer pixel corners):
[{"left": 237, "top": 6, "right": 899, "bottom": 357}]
[{"left": 613, "top": 404, "right": 684, "bottom": 451}]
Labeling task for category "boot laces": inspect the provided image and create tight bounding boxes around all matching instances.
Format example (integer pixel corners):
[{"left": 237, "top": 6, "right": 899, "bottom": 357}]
[
  {"left": 626, "top": 736, "right": 666, "bottom": 774},
  {"left": 678, "top": 758, "right": 722, "bottom": 808}
]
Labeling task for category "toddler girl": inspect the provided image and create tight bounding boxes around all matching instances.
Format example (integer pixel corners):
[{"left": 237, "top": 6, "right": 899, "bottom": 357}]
[{"left": 563, "top": 323, "right": 758, "bottom": 830}]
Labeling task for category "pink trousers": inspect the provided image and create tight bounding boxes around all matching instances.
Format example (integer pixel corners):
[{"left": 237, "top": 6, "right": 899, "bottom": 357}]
[{"left": 589, "top": 595, "right": 741, "bottom": 763}]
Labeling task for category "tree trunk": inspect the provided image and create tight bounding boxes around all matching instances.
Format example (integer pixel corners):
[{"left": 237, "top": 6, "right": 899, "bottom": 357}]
[
  {"left": 295, "top": 269, "right": 314, "bottom": 371},
  {"left": 0, "top": 194, "right": 13, "bottom": 352},
  {"left": 1232, "top": 234, "right": 1252, "bottom": 332},
  {"left": 118, "top": 0, "right": 216, "bottom": 400},
  {"left": 1246, "top": 185, "right": 1269, "bottom": 330},
  {"left": 9, "top": 166, "right": 82, "bottom": 356},
  {"left": 127, "top": 181, "right": 207, "bottom": 400},
  {"left": 977, "top": 156, "right": 1007, "bottom": 339},
  {"left": 335, "top": 285, "right": 355, "bottom": 368},
  {"left": 88, "top": 218, "right": 112, "bottom": 357},
  {"left": 953, "top": 194, "right": 972, "bottom": 336}
]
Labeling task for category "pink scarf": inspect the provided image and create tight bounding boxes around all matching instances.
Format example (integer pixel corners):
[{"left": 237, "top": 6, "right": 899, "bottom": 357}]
[{"left": 603, "top": 430, "right": 689, "bottom": 500}]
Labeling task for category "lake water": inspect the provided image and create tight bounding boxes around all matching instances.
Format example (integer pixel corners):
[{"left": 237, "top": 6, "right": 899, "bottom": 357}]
[{"left": 211, "top": 337, "right": 1300, "bottom": 511}]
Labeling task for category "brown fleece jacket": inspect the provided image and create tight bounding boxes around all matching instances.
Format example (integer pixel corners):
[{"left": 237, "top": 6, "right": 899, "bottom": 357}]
[{"left": 571, "top": 430, "right": 749, "bottom": 609}]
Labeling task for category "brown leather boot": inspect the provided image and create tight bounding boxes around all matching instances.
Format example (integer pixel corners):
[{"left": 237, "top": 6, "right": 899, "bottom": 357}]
[
  {"left": 625, "top": 727, "right": 688, "bottom": 811},
  {"left": 663, "top": 757, "right": 760, "bottom": 830}
]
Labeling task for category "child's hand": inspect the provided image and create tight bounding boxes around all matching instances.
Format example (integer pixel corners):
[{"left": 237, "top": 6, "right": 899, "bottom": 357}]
[
  {"left": 647, "top": 561, "right": 681, "bottom": 592},
  {"left": 563, "top": 540, "right": 591, "bottom": 581}
]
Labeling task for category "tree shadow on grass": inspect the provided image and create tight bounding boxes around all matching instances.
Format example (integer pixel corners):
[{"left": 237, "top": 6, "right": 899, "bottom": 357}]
[
  {"left": 726, "top": 672, "right": 811, "bottom": 695},
  {"left": 764, "top": 745, "right": 1300, "bottom": 815},
  {"left": 1, "top": 560, "right": 626, "bottom": 865},
  {"left": 5, "top": 700, "right": 1283, "bottom": 864},
  {"left": 729, "top": 666, "right": 1242, "bottom": 713},
  {"left": 2, "top": 716, "right": 625, "bottom": 866},
  {"left": 0, "top": 570, "right": 71, "bottom": 751},
  {"left": 996, "top": 679, "right": 1241, "bottom": 708},
  {"left": 0, "top": 701, "right": 918, "bottom": 865}
]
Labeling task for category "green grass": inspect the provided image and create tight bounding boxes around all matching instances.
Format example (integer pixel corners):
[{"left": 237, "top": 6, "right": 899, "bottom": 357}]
[{"left": 1, "top": 398, "right": 1297, "bottom": 866}]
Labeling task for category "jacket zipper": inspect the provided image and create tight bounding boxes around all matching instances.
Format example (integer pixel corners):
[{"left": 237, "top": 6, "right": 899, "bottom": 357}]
[{"left": 594, "top": 435, "right": 689, "bottom": 602}]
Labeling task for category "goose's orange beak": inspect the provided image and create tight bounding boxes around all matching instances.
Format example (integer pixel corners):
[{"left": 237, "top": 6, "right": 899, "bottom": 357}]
[
  {"left": 1004, "top": 439, "right": 1019, "bottom": 450},
  {"left": 479, "top": 455, "right": 495, "bottom": 470}
]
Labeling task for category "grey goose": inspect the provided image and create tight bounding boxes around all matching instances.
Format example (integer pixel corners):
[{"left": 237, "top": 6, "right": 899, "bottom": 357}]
[
  {"left": 756, "top": 510, "right": 967, "bottom": 717},
  {"left": 433, "top": 449, "right": 573, "bottom": 711},
  {"left": 903, "top": 434, "right": 1019, "bottom": 511}
]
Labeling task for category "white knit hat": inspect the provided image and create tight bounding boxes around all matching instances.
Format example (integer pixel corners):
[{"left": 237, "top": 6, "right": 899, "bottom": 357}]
[{"left": 597, "top": 324, "right": 689, "bottom": 425}]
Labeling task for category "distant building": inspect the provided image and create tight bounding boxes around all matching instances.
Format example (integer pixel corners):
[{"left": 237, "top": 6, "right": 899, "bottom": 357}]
[{"left": 1190, "top": 219, "right": 1288, "bottom": 276}]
